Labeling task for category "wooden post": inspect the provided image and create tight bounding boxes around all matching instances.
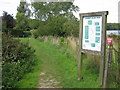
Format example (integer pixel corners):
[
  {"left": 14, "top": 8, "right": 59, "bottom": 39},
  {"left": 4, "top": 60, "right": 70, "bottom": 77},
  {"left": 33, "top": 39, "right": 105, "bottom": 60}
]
[
  {"left": 0, "top": 17, "right": 2, "bottom": 89},
  {"left": 103, "top": 43, "right": 112, "bottom": 88},
  {"left": 117, "top": 35, "right": 120, "bottom": 88},
  {"left": 78, "top": 16, "right": 83, "bottom": 80},
  {"left": 99, "top": 11, "right": 108, "bottom": 86},
  {"left": 78, "top": 47, "right": 82, "bottom": 80}
]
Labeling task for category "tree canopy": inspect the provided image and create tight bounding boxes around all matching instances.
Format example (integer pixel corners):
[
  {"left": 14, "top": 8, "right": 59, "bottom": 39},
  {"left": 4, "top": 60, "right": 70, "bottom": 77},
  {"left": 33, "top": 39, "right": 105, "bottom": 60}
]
[
  {"left": 17, "top": 1, "right": 31, "bottom": 17},
  {"left": 29, "top": 1, "right": 80, "bottom": 37},
  {"left": 2, "top": 11, "right": 15, "bottom": 33},
  {"left": 31, "top": 1, "right": 79, "bottom": 20}
]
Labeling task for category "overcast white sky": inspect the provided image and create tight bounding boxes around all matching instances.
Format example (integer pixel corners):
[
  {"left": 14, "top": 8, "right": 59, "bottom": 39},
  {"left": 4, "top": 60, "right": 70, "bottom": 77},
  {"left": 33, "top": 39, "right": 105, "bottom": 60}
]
[{"left": 0, "top": 0, "right": 120, "bottom": 23}]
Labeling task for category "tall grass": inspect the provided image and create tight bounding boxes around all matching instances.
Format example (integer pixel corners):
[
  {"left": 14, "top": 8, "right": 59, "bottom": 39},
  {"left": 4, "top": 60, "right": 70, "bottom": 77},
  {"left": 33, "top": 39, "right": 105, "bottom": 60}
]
[
  {"left": 37, "top": 36, "right": 119, "bottom": 88},
  {"left": 18, "top": 38, "right": 101, "bottom": 88},
  {"left": 37, "top": 37, "right": 101, "bottom": 88},
  {"left": 18, "top": 37, "right": 118, "bottom": 88}
]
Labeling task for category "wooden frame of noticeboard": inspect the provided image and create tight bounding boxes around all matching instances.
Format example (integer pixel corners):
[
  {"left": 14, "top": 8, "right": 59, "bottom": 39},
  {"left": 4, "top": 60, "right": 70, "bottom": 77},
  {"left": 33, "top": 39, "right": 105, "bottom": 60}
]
[{"left": 78, "top": 11, "right": 108, "bottom": 86}]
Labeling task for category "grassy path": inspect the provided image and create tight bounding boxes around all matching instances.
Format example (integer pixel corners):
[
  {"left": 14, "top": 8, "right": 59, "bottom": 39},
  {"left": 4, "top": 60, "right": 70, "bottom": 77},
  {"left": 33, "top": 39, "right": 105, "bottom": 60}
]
[{"left": 18, "top": 38, "right": 100, "bottom": 88}]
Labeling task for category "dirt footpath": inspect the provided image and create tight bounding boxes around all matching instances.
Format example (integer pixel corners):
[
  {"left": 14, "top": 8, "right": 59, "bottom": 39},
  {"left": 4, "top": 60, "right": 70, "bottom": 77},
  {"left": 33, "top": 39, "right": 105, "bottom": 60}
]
[{"left": 38, "top": 72, "right": 60, "bottom": 88}]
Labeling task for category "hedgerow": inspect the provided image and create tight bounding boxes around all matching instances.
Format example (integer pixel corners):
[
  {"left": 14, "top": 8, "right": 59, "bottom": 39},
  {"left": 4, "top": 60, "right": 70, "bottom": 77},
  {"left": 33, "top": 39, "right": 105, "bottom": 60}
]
[{"left": 2, "top": 33, "right": 36, "bottom": 88}]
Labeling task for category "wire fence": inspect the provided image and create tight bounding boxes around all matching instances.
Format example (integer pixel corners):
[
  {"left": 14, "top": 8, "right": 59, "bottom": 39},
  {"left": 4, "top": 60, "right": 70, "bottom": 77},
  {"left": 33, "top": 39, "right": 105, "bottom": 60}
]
[{"left": 108, "top": 45, "right": 120, "bottom": 88}]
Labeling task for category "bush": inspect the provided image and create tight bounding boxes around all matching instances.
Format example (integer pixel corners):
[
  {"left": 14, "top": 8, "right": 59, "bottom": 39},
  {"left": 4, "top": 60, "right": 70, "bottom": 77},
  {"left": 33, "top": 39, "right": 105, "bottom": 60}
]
[
  {"left": 59, "top": 37, "right": 65, "bottom": 46},
  {"left": 108, "top": 34, "right": 120, "bottom": 87},
  {"left": 11, "top": 29, "right": 24, "bottom": 37},
  {"left": 2, "top": 33, "right": 36, "bottom": 88},
  {"left": 23, "top": 31, "right": 31, "bottom": 37},
  {"left": 10, "top": 29, "right": 31, "bottom": 37},
  {"left": 31, "top": 30, "right": 39, "bottom": 39}
]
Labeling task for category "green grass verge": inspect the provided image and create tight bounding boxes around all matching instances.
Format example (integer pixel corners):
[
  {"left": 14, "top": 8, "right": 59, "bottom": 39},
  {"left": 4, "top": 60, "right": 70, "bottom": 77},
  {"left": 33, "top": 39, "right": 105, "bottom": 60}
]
[
  {"left": 15, "top": 38, "right": 42, "bottom": 88},
  {"left": 17, "top": 38, "right": 101, "bottom": 88}
]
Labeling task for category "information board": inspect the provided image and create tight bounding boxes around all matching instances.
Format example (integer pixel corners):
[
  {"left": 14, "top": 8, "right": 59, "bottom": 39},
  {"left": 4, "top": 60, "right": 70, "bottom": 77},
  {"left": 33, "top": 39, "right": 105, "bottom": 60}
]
[
  {"left": 82, "top": 16, "right": 102, "bottom": 51},
  {"left": 78, "top": 11, "right": 108, "bottom": 86}
]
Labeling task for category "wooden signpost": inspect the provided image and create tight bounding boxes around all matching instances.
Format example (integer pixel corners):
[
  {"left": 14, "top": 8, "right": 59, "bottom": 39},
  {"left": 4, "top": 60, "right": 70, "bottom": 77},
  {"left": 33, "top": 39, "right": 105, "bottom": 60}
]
[{"left": 78, "top": 11, "right": 108, "bottom": 86}]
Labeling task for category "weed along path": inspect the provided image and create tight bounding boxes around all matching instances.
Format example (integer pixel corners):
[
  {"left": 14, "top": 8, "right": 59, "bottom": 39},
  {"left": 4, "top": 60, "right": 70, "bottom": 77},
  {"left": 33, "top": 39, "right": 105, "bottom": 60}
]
[{"left": 20, "top": 38, "right": 100, "bottom": 88}]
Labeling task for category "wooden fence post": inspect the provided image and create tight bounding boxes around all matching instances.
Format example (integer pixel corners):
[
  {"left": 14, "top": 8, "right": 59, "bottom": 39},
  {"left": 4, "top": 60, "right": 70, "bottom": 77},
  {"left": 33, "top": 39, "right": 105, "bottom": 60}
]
[
  {"left": 77, "top": 46, "right": 82, "bottom": 80},
  {"left": 99, "top": 12, "right": 108, "bottom": 86},
  {"left": 103, "top": 43, "right": 113, "bottom": 88}
]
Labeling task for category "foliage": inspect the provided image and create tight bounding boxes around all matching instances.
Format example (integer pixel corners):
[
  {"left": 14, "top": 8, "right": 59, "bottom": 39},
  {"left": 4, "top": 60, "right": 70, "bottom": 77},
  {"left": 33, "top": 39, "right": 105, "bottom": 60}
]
[
  {"left": 2, "top": 11, "right": 15, "bottom": 33},
  {"left": 108, "top": 34, "right": 120, "bottom": 87},
  {"left": 63, "top": 16, "right": 79, "bottom": 37},
  {"left": 15, "top": 38, "right": 42, "bottom": 88},
  {"left": 15, "top": 13, "right": 30, "bottom": 31},
  {"left": 11, "top": 29, "right": 24, "bottom": 37},
  {"left": 14, "top": 13, "right": 30, "bottom": 37},
  {"left": 21, "top": 38, "right": 100, "bottom": 88},
  {"left": 13, "top": 1, "right": 31, "bottom": 37},
  {"left": 31, "top": 14, "right": 79, "bottom": 37},
  {"left": 107, "top": 23, "right": 120, "bottom": 30},
  {"left": 59, "top": 37, "right": 65, "bottom": 46},
  {"left": 85, "top": 55, "right": 99, "bottom": 74},
  {"left": 1, "top": 11, "right": 31, "bottom": 37},
  {"left": 31, "top": 29, "right": 40, "bottom": 38},
  {"left": 37, "top": 36, "right": 119, "bottom": 88},
  {"left": 31, "top": 2, "right": 79, "bottom": 20},
  {"left": 46, "top": 15, "right": 68, "bottom": 36},
  {"left": 11, "top": 29, "right": 31, "bottom": 37},
  {"left": 30, "top": 1, "right": 80, "bottom": 37},
  {"left": 23, "top": 31, "right": 31, "bottom": 37},
  {"left": 17, "top": 1, "right": 31, "bottom": 17},
  {"left": 28, "top": 19, "right": 40, "bottom": 29},
  {"left": 2, "top": 33, "right": 36, "bottom": 88}
]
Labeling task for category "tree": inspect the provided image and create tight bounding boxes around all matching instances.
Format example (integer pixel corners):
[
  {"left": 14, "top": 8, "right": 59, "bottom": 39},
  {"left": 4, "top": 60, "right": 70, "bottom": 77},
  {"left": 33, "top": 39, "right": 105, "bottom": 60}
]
[
  {"left": 2, "top": 11, "right": 15, "bottom": 33},
  {"left": 16, "top": 0, "right": 31, "bottom": 30},
  {"left": 14, "top": 1, "right": 31, "bottom": 37},
  {"left": 15, "top": 13, "right": 29, "bottom": 31},
  {"left": 28, "top": 19, "right": 40, "bottom": 29},
  {"left": 31, "top": 1, "right": 79, "bottom": 21},
  {"left": 36, "top": 15, "right": 68, "bottom": 36},
  {"left": 63, "top": 13, "right": 79, "bottom": 37},
  {"left": 17, "top": 1, "right": 31, "bottom": 17},
  {"left": 30, "top": 1, "right": 80, "bottom": 37}
]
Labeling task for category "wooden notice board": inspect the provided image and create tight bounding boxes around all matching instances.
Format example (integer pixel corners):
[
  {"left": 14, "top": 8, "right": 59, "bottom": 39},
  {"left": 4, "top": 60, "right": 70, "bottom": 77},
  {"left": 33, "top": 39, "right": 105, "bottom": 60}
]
[{"left": 78, "top": 11, "right": 108, "bottom": 86}]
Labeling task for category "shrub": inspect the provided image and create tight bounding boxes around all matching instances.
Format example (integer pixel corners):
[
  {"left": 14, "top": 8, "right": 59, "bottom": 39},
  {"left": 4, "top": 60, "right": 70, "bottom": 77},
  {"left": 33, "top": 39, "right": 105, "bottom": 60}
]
[
  {"left": 23, "top": 31, "right": 31, "bottom": 37},
  {"left": 2, "top": 33, "right": 36, "bottom": 88},
  {"left": 38, "top": 37, "right": 44, "bottom": 42},
  {"left": 10, "top": 29, "right": 31, "bottom": 37},
  {"left": 31, "top": 30, "right": 39, "bottom": 39},
  {"left": 11, "top": 29, "right": 24, "bottom": 37},
  {"left": 59, "top": 37, "right": 65, "bottom": 46}
]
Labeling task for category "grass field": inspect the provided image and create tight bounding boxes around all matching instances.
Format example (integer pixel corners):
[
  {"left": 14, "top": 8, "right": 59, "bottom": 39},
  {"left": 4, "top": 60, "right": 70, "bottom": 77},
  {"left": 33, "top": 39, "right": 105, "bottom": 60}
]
[{"left": 16, "top": 38, "right": 102, "bottom": 88}]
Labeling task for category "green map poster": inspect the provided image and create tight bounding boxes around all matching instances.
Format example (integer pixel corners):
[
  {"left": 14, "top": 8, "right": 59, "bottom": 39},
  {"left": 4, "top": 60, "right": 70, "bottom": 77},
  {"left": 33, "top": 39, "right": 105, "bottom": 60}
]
[{"left": 82, "top": 16, "right": 102, "bottom": 51}]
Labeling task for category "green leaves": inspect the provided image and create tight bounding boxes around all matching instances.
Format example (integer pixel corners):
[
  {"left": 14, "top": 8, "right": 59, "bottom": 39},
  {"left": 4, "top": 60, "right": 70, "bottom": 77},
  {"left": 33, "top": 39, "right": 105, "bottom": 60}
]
[
  {"left": 63, "top": 16, "right": 79, "bottom": 37},
  {"left": 17, "top": 2, "right": 31, "bottom": 17},
  {"left": 2, "top": 11, "right": 15, "bottom": 33},
  {"left": 31, "top": 2, "right": 79, "bottom": 20},
  {"left": 2, "top": 34, "right": 36, "bottom": 88},
  {"left": 107, "top": 23, "right": 120, "bottom": 30},
  {"left": 15, "top": 13, "right": 28, "bottom": 30},
  {"left": 13, "top": 1, "right": 31, "bottom": 37},
  {"left": 30, "top": 13, "right": 79, "bottom": 37}
]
